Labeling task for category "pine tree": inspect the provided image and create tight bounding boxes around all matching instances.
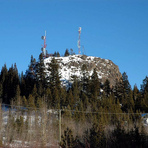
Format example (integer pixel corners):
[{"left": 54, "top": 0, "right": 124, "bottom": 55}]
[
  {"left": 103, "top": 79, "right": 111, "bottom": 97},
  {"left": 52, "top": 87, "right": 60, "bottom": 108},
  {"left": 36, "top": 53, "right": 46, "bottom": 86},
  {"left": 47, "top": 58, "right": 61, "bottom": 91},
  {"left": 65, "top": 89, "right": 74, "bottom": 108},
  {"left": 0, "top": 64, "right": 8, "bottom": 83},
  {"left": 64, "top": 105, "right": 72, "bottom": 120},
  {"left": 6, "top": 64, "right": 20, "bottom": 104},
  {"left": 0, "top": 82, "right": 3, "bottom": 102},
  {"left": 45, "top": 87, "right": 52, "bottom": 107},
  {"left": 137, "top": 77, "right": 148, "bottom": 111},
  {"left": 36, "top": 96, "right": 43, "bottom": 108},
  {"left": 20, "top": 72, "right": 25, "bottom": 96},
  {"left": 53, "top": 51, "right": 57, "bottom": 57},
  {"left": 141, "top": 76, "right": 148, "bottom": 94},
  {"left": 70, "top": 48, "right": 75, "bottom": 55},
  {"left": 133, "top": 84, "right": 139, "bottom": 101},
  {"left": 57, "top": 51, "right": 60, "bottom": 57},
  {"left": 0, "top": 64, "right": 8, "bottom": 102},
  {"left": 122, "top": 72, "right": 134, "bottom": 111},
  {"left": 133, "top": 85, "right": 143, "bottom": 111},
  {"left": 78, "top": 100, "right": 85, "bottom": 122},
  {"left": 81, "top": 64, "right": 90, "bottom": 94},
  {"left": 81, "top": 92, "right": 89, "bottom": 111},
  {"left": 31, "top": 84, "right": 38, "bottom": 98},
  {"left": 64, "top": 49, "right": 70, "bottom": 57},
  {"left": 113, "top": 78, "right": 124, "bottom": 103},
  {"left": 23, "top": 75, "right": 36, "bottom": 98},
  {"left": 22, "top": 96, "right": 27, "bottom": 107},
  {"left": 73, "top": 106, "right": 79, "bottom": 121},
  {"left": 60, "top": 88, "right": 67, "bottom": 107},
  {"left": 90, "top": 68, "right": 100, "bottom": 100},
  {"left": 14, "top": 85, "right": 22, "bottom": 106},
  {"left": 28, "top": 94, "right": 36, "bottom": 110},
  {"left": 141, "top": 91, "right": 148, "bottom": 112},
  {"left": 122, "top": 72, "right": 131, "bottom": 95},
  {"left": 27, "top": 55, "right": 36, "bottom": 79},
  {"left": 89, "top": 121, "right": 106, "bottom": 148},
  {"left": 72, "top": 77, "right": 79, "bottom": 104}
]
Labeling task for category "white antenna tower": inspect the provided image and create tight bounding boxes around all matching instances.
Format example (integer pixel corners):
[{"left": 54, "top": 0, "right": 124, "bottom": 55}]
[
  {"left": 78, "top": 27, "right": 81, "bottom": 54},
  {"left": 41, "top": 30, "right": 47, "bottom": 58}
]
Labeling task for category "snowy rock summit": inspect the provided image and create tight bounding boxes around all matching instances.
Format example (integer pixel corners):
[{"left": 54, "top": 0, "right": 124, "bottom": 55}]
[{"left": 44, "top": 54, "right": 122, "bottom": 86}]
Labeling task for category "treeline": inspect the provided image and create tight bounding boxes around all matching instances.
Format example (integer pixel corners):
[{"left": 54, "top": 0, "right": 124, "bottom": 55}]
[
  {"left": 0, "top": 53, "right": 148, "bottom": 113},
  {"left": 0, "top": 52, "right": 148, "bottom": 147}
]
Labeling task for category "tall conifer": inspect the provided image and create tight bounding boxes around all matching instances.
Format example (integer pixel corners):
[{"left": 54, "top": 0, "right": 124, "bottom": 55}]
[
  {"left": 36, "top": 53, "right": 46, "bottom": 86},
  {"left": 90, "top": 68, "right": 100, "bottom": 100},
  {"left": 47, "top": 58, "right": 61, "bottom": 91}
]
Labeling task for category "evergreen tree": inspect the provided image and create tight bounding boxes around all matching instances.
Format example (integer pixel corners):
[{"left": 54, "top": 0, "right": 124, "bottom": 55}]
[
  {"left": 20, "top": 72, "right": 25, "bottom": 96},
  {"left": 133, "top": 84, "right": 141, "bottom": 111},
  {"left": 60, "top": 88, "right": 67, "bottom": 107},
  {"left": 122, "top": 72, "right": 131, "bottom": 94},
  {"left": 14, "top": 85, "right": 22, "bottom": 106},
  {"left": 81, "top": 92, "right": 89, "bottom": 111},
  {"left": 36, "top": 96, "right": 43, "bottom": 108},
  {"left": 103, "top": 79, "right": 111, "bottom": 97},
  {"left": 0, "top": 64, "right": 8, "bottom": 103},
  {"left": 22, "top": 96, "right": 27, "bottom": 107},
  {"left": 23, "top": 75, "right": 36, "bottom": 98},
  {"left": 81, "top": 64, "right": 90, "bottom": 94},
  {"left": 47, "top": 58, "right": 61, "bottom": 91},
  {"left": 0, "top": 64, "right": 8, "bottom": 83},
  {"left": 141, "top": 91, "right": 148, "bottom": 112},
  {"left": 27, "top": 55, "right": 36, "bottom": 79},
  {"left": 141, "top": 76, "right": 148, "bottom": 95},
  {"left": 133, "top": 84, "right": 139, "bottom": 101},
  {"left": 64, "top": 49, "right": 70, "bottom": 57},
  {"left": 6, "top": 64, "right": 20, "bottom": 104},
  {"left": 70, "top": 48, "right": 75, "bottom": 55},
  {"left": 89, "top": 122, "right": 106, "bottom": 148},
  {"left": 78, "top": 100, "right": 85, "bottom": 122},
  {"left": 28, "top": 94, "right": 36, "bottom": 110},
  {"left": 36, "top": 53, "right": 46, "bottom": 86},
  {"left": 73, "top": 106, "right": 79, "bottom": 121},
  {"left": 53, "top": 51, "right": 57, "bottom": 57},
  {"left": 52, "top": 87, "right": 60, "bottom": 108},
  {"left": 113, "top": 78, "right": 124, "bottom": 103},
  {"left": 57, "top": 51, "right": 60, "bottom": 57},
  {"left": 122, "top": 72, "right": 134, "bottom": 111},
  {"left": 64, "top": 105, "right": 72, "bottom": 120},
  {"left": 38, "top": 81, "right": 45, "bottom": 97},
  {"left": 0, "top": 82, "right": 3, "bottom": 102},
  {"left": 72, "top": 77, "right": 79, "bottom": 104},
  {"left": 90, "top": 68, "right": 100, "bottom": 100},
  {"left": 65, "top": 89, "right": 74, "bottom": 107},
  {"left": 45, "top": 87, "right": 52, "bottom": 107},
  {"left": 30, "top": 55, "right": 36, "bottom": 66}
]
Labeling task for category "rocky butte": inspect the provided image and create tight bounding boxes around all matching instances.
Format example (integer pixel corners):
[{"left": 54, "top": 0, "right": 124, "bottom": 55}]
[{"left": 44, "top": 54, "right": 122, "bottom": 87}]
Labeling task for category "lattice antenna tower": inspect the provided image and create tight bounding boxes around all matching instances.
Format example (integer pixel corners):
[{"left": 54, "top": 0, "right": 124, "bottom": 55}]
[
  {"left": 41, "top": 31, "right": 47, "bottom": 58},
  {"left": 78, "top": 27, "right": 81, "bottom": 54}
]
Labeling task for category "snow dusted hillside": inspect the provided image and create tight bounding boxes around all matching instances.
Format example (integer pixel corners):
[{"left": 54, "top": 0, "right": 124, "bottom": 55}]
[{"left": 44, "top": 54, "right": 122, "bottom": 86}]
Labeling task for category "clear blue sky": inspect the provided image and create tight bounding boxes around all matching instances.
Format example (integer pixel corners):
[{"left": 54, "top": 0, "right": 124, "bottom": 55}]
[{"left": 0, "top": 0, "right": 148, "bottom": 89}]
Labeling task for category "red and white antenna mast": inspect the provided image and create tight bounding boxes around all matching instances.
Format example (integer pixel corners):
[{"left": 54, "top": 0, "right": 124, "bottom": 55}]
[
  {"left": 78, "top": 27, "right": 81, "bottom": 54},
  {"left": 41, "top": 30, "right": 47, "bottom": 58}
]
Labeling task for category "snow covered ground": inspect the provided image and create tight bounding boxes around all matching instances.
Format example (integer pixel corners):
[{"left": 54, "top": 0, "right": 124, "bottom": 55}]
[{"left": 44, "top": 54, "right": 106, "bottom": 81}]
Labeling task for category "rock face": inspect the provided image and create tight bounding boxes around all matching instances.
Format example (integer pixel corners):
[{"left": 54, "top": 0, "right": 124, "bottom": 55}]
[{"left": 44, "top": 54, "right": 122, "bottom": 86}]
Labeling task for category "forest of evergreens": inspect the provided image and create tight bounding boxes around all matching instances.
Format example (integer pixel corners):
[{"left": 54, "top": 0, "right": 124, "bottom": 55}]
[{"left": 0, "top": 51, "right": 148, "bottom": 147}]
